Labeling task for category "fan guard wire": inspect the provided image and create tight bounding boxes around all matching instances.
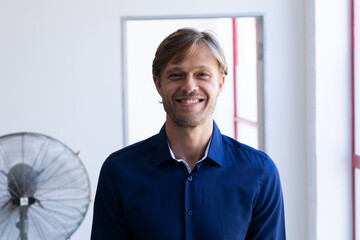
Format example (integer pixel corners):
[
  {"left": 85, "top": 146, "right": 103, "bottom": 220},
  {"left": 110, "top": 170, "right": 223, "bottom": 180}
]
[{"left": 0, "top": 132, "right": 91, "bottom": 240}]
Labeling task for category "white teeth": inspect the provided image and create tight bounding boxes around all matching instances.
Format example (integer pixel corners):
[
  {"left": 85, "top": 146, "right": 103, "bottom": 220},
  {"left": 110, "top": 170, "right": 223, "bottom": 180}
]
[{"left": 181, "top": 99, "right": 199, "bottom": 104}]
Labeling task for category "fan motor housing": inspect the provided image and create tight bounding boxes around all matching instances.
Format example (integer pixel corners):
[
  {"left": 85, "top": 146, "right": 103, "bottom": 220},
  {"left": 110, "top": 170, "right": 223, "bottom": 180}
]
[{"left": 7, "top": 163, "right": 38, "bottom": 200}]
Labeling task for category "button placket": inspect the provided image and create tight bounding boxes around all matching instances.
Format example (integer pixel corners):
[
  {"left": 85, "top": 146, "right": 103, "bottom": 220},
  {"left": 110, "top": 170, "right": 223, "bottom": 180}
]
[
  {"left": 186, "top": 176, "right": 193, "bottom": 217},
  {"left": 184, "top": 174, "right": 195, "bottom": 238}
]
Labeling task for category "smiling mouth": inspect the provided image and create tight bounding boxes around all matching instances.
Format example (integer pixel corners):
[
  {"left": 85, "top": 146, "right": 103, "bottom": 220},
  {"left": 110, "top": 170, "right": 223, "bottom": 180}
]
[{"left": 176, "top": 99, "right": 204, "bottom": 104}]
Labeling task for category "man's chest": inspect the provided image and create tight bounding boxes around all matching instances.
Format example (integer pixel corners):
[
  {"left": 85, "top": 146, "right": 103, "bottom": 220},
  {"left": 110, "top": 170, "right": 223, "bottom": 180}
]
[{"left": 119, "top": 166, "right": 260, "bottom": 240}]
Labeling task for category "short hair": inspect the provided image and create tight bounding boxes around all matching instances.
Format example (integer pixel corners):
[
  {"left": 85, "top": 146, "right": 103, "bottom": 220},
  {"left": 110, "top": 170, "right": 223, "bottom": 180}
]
[{"left": 152, "top": 28, "right": 228, "bottom": 79}]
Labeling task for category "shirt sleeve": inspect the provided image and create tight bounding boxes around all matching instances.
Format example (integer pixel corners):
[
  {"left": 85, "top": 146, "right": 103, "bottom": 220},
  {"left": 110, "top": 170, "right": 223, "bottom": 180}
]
[
  {"left": 90, "top": 158, "right": 131, "bottom": 240},
  {"left": 245, "top": 159, "right": 286, "bottom": 239}
]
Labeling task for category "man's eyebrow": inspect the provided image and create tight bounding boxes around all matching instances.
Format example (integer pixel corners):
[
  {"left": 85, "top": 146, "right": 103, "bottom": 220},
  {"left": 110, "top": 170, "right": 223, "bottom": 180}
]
[
  {"left": 166, "top": 65, "right": 213, "bottom": 72},
  {"left": 165, "top": 67, "right": 184, "bottom": 72}
]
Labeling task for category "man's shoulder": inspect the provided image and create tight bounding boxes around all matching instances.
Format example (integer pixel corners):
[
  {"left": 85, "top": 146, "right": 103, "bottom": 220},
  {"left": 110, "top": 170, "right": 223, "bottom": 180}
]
[
  {"left": 221, "top": 134, "right": 269, "bottom": 160},
  {"left": 104, "top": 134, "right": 160, "bottom": 168},
  {"left": 113, "top": 134, "right": 159, "bottom": 157},
  {"left": 219, "top": 134, "right": 278, "bottom": 174}
]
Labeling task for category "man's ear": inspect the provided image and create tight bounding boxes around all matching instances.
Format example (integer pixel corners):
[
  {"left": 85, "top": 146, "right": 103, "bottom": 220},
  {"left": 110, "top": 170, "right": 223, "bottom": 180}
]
[
  {"left": 217, "top": 75, "right": 225, "bottom": 96},
  {"left": 153, "top": 76, "right": 163, "bottom": 97}
]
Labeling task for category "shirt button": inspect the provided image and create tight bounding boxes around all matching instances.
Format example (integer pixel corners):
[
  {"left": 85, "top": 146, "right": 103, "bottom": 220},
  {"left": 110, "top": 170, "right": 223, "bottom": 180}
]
[
  {"left": 188, "top": 176, "right": 193, "bottom": 181},
  {"left": 187, "top": 210, "right": 193, "bottom": 216}
]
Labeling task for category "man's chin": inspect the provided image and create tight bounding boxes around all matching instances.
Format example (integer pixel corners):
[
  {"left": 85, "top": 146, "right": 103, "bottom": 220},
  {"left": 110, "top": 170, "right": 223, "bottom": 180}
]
[{"left": 169, "top": 115, "right": 206, "bottom": 129}]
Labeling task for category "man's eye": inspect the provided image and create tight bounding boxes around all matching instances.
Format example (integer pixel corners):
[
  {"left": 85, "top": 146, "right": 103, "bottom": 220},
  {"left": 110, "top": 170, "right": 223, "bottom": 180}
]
[
  {"left": 169, "top": 73, "right": 183, "bottom": 78},
  {"left": 197, "top": 72, "right": 209, "bottom": 77}
]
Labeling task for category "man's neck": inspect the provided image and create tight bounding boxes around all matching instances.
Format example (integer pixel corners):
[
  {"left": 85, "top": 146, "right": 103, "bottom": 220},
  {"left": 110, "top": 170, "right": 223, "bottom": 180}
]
[{"left": 165, "top": 118, "right": 213, "bottom": 171}]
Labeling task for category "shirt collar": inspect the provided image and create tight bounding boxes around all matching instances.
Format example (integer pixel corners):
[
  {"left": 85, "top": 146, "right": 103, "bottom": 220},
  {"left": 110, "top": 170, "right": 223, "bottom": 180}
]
[
  {"left": 167, "top": 140, "right": 211, "bottom": 162},
  {"left": 153, "top": 125, "right": 172, "bottom": 165},
  {"left": 167, "top": 139, "right": 211, "bottom": 173},
  {"left": 206, "top": 121, "right": 223, "bottom": 166},
  {"left": 154, "top": 121, "right": 223, "bottom": 167}
]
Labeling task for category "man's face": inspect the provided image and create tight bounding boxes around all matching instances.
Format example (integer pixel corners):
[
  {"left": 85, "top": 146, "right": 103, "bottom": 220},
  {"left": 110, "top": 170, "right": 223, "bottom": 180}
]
[{"left": 154, "top": 43, "right": 225, "bottom": 128}]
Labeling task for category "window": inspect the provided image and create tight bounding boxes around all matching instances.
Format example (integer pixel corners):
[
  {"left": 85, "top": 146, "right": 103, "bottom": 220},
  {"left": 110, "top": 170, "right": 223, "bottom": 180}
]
[
  {"left": 122, "top": 17, "right": 264, "bottom": 150},
  {"left": 232, "top": 17, "right": 264, "bottom": 150}
]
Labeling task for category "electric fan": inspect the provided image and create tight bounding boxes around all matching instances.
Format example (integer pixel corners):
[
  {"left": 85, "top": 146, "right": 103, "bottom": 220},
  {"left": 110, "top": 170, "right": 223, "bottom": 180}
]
[{"left": 0, "top": 132, "right": 91, "bottom": 240}]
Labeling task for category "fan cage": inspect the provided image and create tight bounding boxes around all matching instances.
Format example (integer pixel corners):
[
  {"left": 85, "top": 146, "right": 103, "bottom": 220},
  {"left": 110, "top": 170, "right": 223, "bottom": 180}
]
[{"left": 0, "top": 132, "right": 91, "bottom": 240}]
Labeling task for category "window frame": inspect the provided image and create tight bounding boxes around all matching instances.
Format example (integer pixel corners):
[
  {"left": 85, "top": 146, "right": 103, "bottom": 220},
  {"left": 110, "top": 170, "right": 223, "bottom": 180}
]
[{"left": 352, "top": 0, "right": 360, "bottom": 238}]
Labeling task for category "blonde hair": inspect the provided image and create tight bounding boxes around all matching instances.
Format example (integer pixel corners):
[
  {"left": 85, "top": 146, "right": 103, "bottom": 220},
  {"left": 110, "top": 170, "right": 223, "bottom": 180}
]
[{"left": 152, "top": 28, "right": 228, "bottom": 80}]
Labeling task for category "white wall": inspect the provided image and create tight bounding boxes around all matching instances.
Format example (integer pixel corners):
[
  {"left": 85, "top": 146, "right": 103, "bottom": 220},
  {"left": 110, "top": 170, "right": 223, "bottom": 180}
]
[
  {"left": 315, "top": 0, "right": 352, "bottom": 239},
  {"left": 264, "top": 1, "right": 308, "bottom": 238},
  {"left": 0, "top": 0, "right": 353, "bottom": 239},
  {"left": 0, "top": 1, "right": 124, "bottom": 238}
]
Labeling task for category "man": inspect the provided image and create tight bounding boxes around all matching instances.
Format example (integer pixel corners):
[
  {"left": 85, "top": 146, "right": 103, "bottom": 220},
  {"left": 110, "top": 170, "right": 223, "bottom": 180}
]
[{"left": 91, "top": 28, "right": 286, "bottom": 239}]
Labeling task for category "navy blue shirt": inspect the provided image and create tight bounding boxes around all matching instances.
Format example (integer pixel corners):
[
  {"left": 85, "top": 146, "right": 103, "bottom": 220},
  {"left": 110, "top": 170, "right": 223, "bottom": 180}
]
[{"left": 91, "top": 122, "right": 286, "bottom": 239}]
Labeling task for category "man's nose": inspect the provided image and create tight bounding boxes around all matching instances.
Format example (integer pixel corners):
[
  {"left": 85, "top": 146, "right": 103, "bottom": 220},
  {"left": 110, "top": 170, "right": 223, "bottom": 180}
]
[{"left": 181, "top": 75, "right": 199, "bottom": 92}]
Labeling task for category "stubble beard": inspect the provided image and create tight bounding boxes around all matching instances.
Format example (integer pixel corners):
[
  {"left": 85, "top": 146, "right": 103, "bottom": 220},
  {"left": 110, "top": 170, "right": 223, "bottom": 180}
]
[{"left": 161, "top": 95, "right": 217, "bottom": 129}]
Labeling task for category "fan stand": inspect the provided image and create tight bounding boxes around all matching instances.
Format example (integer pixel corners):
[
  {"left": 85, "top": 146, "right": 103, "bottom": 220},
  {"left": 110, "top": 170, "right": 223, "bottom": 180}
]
[
  {"left": 8, "top": 163, "right": 37, "bottom": 240},
  {"left": 17, "top": 206, "right": 29, "bottom": 240}
]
